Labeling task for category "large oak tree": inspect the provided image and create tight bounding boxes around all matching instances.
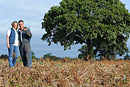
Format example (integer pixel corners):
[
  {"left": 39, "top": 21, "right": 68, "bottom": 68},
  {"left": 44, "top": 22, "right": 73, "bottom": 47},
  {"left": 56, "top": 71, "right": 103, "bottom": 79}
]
[{"left": 42, "top": 0, "right": 130, "bottom": 59}]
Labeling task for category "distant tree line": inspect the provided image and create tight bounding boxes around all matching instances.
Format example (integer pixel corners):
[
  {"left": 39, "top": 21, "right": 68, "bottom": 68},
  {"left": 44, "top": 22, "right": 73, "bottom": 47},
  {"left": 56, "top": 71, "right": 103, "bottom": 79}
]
[
  {"left": 0, "top": 52, "right": 130, "bottom": 61},
  {"left": 0, "top": 54, "right": 8, "bottom": 58}
]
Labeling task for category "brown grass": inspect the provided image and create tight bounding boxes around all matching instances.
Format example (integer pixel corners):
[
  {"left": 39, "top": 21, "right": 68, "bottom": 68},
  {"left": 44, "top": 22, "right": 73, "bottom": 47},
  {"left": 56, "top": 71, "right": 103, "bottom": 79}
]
[{"left": 0, "top": 58, "right": 130, "bottom": 87}]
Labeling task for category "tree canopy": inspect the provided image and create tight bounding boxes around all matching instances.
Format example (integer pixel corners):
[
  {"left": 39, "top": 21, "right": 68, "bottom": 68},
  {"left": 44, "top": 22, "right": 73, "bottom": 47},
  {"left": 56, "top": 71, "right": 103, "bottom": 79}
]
[{"left": 42, "top": 0, "right": 130, "bottom": 59}]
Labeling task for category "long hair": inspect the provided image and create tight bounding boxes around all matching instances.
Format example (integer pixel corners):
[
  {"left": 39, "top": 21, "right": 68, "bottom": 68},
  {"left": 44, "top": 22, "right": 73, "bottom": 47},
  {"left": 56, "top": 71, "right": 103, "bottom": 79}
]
[{"left": 11, "top": 21, "right": 18, "bottom": 30}]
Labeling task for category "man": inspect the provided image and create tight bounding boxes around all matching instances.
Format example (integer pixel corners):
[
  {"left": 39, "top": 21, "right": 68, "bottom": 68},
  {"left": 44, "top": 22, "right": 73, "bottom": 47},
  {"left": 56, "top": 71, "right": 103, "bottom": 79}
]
[{"left": 18, "top": 20, "right": 32, "bottom": 68}]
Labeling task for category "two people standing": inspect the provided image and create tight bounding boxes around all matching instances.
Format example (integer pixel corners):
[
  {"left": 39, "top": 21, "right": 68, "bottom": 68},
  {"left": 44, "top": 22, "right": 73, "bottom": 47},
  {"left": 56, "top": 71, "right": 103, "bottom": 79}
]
[{"left": 7, "top": 20, "right": 32, "bottom": 68}]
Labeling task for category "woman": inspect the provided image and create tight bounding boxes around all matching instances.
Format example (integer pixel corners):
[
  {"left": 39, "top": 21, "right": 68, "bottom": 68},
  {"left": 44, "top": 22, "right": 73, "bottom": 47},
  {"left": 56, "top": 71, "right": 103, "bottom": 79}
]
[{"left": 7, "top": 21, "right": 19, "bottom": 67}]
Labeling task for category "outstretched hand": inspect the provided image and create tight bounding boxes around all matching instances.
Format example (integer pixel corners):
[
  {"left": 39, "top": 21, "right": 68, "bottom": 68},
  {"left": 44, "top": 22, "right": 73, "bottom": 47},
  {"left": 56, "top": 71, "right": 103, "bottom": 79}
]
[{"left": 24, "top": 27, "right": 27, "bottom": 31}]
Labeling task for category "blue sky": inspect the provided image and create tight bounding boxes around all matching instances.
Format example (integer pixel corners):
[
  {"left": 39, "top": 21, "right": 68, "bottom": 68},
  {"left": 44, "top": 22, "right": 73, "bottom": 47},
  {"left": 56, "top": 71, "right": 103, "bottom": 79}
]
[{"left": 0, "top": 0, "right": 130, "bottom": 58}]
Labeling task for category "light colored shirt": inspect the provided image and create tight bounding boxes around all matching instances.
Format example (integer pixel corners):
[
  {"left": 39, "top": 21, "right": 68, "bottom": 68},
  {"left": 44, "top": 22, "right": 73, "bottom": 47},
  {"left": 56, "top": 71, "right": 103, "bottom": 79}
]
[
  {"left": 19, "top": 30, "right": 23, "bottom": 42},
  {"left": 7, "top": 28, "right": 19, "bottom": 46}
]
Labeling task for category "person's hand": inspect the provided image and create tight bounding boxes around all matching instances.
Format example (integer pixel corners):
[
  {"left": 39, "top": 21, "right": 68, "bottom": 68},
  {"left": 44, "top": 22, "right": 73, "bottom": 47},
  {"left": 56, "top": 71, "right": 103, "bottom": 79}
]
[
  {"left": 7, "top": 44, "right": 10, "bottom": 48},
  {"left": 24, "top": 27, "right": 27, "bottom": 31}
]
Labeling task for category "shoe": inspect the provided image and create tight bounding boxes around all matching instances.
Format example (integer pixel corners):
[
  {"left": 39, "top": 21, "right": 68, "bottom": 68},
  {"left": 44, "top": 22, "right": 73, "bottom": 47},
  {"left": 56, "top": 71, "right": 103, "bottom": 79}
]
[{"left": 24, "top": 65, "right": 32, "bottom": 69}]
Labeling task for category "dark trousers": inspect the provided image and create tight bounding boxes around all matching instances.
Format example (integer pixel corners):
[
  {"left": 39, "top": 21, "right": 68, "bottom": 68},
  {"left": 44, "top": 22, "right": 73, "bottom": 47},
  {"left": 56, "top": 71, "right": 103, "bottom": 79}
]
[{"left": 19, "top": 42, "right": 32, "bottom": 66}]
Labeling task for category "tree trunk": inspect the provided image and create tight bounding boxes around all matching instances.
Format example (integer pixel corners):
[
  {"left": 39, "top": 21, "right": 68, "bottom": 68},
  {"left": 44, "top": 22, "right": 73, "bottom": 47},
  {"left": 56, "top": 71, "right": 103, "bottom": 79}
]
[{"left": 87, "top": 39, "right": 94, "bottom": 60}]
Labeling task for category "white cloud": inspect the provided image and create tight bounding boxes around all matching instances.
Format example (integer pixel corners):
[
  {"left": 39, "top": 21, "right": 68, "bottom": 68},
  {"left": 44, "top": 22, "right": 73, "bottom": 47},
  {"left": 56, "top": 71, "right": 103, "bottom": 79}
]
[{"left": 0, "top": 0, "right": 62, "bottom": 33}]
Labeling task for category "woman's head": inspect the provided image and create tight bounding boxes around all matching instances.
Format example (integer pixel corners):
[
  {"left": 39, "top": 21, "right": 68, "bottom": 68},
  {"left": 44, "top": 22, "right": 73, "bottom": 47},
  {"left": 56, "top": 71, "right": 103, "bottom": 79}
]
[{"left": 11, "top": 21, "right": 18, "bottom": 30}]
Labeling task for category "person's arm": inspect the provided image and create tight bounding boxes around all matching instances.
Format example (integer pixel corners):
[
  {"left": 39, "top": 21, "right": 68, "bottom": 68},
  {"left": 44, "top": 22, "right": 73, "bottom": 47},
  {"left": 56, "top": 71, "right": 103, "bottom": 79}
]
[
  {"left": 7, "top": 35, "right": 10, "bottom": 48},
  {"left": 7, "top": 29, "right": 11, "bottom": 48},
  {"left": 24, "top": 28, "right": 32, "bottom": 38}
]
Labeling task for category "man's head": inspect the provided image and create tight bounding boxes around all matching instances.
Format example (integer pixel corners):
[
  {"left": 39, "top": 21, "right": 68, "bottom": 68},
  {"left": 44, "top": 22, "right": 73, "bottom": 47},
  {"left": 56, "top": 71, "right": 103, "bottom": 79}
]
[{"left": 18, "top": 20, "right": 24, "bottom": 29}]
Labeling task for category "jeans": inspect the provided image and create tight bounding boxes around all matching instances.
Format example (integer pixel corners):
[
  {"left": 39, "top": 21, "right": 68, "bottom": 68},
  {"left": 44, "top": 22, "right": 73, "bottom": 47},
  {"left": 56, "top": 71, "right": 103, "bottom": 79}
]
[{"left": 8, "top": 44, "right": 19, "bottom": 67}]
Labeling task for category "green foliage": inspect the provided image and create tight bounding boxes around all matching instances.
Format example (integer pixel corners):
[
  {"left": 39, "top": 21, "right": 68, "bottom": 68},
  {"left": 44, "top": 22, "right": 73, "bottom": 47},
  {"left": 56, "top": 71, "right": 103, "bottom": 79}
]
[
  {"left": 64, "top": 57, "right": 71, "bottom": 60},
  {"left": 42, "top": 0, "right": 130, "bottom": 59},
  {"left": 43, "top": 53, "right": 61, "bottom": 61},
  {"left": 31, "top": 51, "right": 36, "bottom": 59},
  {"left": 17, "top": 58, "right": 22, "bottom": 63},
  {"left": 78, "top": 45, "right": 88, "bottom": 60},
  {"left": 0, "top": 54, "right": 8, "bottom": 58},
  {"left": 124, "top": 54, "right": 130, "bottom": 60}
]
